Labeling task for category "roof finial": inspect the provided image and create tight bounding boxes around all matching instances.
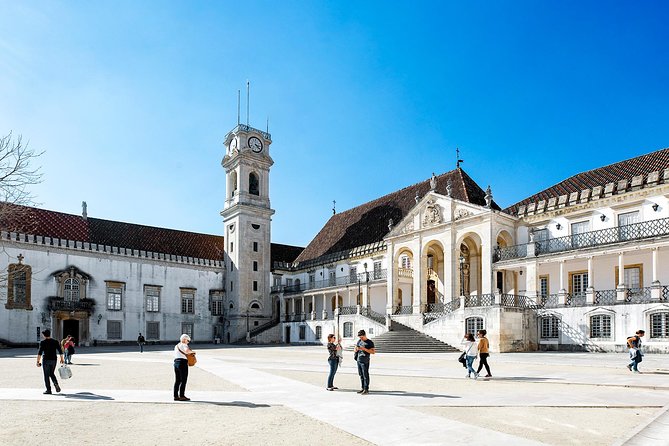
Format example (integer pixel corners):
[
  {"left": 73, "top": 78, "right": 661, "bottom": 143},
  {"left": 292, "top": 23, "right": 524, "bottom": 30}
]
[
  {"left": 388, "top": 218, "right": 394, "bottom": 231},
  {"left": 446, "top": 178, "right": 452, "bottom": 197},
  {"left": 332, "top": 200, "right": 336, "bottom": 215},
  {"left": 17, "top": 253, "right": 24, "bottom": 264},
  {"left": 415, "top": 190, "right": 420, "bottom": 203},
  {"left": 456, "top": 147, "right": 464, "bottom": 168},
  {"left": 485, "top": 185, "right": 493, "bottom": 208},
  {"left": 430, "top": 172, "right": 437, "bottom": 190},
  {"left": 82, "top": 201, "right": 88, "bottom": 220}
]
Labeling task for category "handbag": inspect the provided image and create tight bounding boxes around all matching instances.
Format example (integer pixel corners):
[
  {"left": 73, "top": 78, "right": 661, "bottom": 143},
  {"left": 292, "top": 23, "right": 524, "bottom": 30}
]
[
  {"left": 58, "top": 365, "right": 72, "bottom": 380},
  {"left": 458, "top": 352, "right": 466, "bottom": 366},
  {"left": 178, "top": 347, "right": 197, "bottom": 367}
]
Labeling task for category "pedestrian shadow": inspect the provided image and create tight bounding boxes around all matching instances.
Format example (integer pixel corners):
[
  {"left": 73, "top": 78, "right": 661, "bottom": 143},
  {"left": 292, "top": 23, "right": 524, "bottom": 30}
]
[
  {"left": 191, "top": 400, "right": 271, "bottom": 408},
  {"left": 62, "top": 392, "right": 114, "bottom": 401},
  {"left": 343, "top": 390, "right": 459, "bottom": 399},
  {"left": 67, "top": 363, "right": 100, "bottom": 366},
  {"left": 487, "top": 377, "right": 558, "bottom": 382}
]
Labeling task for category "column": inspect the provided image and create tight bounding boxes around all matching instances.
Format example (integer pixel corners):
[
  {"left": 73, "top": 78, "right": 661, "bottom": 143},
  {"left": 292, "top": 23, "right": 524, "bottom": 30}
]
[
  {"left": 412, "top": 237, "right": 423, "bottom": 313},
  {"left": 525, "top": 260, "right": 538, "bottom": 302},
  {"left": 347, "top": 288, "right": 351, "bottom": 307},
  {"left": 558, "top": 260, "right": 568, "bottom": 305},
  {"left": 651, "top": 248, "right": 662, "bottom": 300},
  {"left": 301, "top": 296, "right": 305, "bottom": 320},
  {"left": 586, "top": 256, "right": 595, "bottom": 304},
  {"left": 311, "top": 295, "right": 316, "bottom": 320},
  {"left": 616, "top": 252, "right": 626, "bottom": 302},
  {"left": 386, "top": 241, "right": 395, "bottom": 314},
  {"left": 322, "top": 294, "right": 327, "bottom": 320}
]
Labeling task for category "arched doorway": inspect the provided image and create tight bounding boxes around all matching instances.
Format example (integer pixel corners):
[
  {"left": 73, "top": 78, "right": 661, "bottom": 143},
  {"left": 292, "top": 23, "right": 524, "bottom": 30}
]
[{"left": 457, "top": 233, "right": 482, "bottom": 296}]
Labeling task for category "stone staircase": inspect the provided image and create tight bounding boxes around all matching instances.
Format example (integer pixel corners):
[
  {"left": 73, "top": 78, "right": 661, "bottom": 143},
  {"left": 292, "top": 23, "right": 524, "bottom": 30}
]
[{"left": 370, "top": 320, "right": 460, "bottom": 353}]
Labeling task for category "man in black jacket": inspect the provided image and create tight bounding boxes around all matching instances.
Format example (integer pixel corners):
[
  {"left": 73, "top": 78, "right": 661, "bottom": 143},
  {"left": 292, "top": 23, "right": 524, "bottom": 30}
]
[{"left": 36, "top": 329, "right": 64, "bottom": 394}]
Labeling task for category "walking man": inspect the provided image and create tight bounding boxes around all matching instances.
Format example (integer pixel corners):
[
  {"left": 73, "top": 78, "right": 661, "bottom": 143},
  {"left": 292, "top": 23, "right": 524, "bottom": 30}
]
[
  {"left": 137, "top": 333, "right": 146, "bottom": 353},
  {"left": 36, "top": 329, "right": 64, "bottom": 394},
  {"left": 627, "top": 329, "right": 645, "bottom": 373},
  {"left": 354, "top": 330, "right": 375, "bottom": 395}
]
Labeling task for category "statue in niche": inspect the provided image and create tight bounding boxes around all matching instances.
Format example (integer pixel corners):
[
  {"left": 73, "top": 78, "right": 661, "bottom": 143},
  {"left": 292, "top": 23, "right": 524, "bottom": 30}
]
[
  {"left": 423, "top": 199, "right": 442, "bottom": 226},
  {"left": 446, "top": 179, "right": 452, "bottom": 197},
  {"left": 460, "top": 244, "right": 471, "bottom": 296}
]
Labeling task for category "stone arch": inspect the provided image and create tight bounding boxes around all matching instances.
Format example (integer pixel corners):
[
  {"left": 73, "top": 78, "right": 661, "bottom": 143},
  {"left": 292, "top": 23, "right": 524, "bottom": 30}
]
[
  {"left": 394, "top": 247, "right": 414, "bottom": 309},
  {"left": 249, "top": 171, "right": 260, "bottom": 196},
  {"left": 229, "top": 171, "right": 238, "bottom": 197},
  {"left": 496, "top": 230, "right": 513, "bottom": 248},
  {"left": 331, "top": 294, "right": 343, "bottom": 311},
  {"left": 456, "top": 232, "right": 483, "bottom": 296},
  {"left": 424, "top": 240, "right": 445, "bottom": 305}
]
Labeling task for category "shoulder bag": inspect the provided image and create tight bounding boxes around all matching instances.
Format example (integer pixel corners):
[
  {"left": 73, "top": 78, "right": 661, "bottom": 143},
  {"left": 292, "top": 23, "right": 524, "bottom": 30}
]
[{"left": 178, "top": 347, "right": 197, "bottom": 366}]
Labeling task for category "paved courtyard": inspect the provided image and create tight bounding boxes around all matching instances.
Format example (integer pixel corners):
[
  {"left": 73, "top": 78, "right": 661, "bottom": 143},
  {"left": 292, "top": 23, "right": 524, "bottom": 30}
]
[{"left": 0, "top": 344, "right": 668, "bottom": 446}]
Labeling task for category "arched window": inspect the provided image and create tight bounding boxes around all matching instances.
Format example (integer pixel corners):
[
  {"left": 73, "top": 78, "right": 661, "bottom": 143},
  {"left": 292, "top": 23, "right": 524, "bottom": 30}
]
[
  {"left": 590, "top": 314, "right": 612, "bottom": 338},
  {"left": 250, "top": 302, "right": 260, "bottom": 310},
  {"left": 230, "top": 171, "right": 238, "bottom": 196},
  {"left": 343, "top": 322, "right": 353, "bottom": 338},
  {"left": 64, "top": 278, "right": 80, "bottom": 301},
  {"left": 249, "top": 172, "right": 260, "bottom": 196},
  {"left": 650, "top": 312, "right": 669, "bottom": 338},
  {"left": 465, "top": 317, "right": 483, "bottom": 335}
]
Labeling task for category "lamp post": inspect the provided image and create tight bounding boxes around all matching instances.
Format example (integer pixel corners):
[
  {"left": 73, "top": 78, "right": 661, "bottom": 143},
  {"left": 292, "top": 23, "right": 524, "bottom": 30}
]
[
  {"left": 459, "top": 255, "right": 465, "bottom": 297},
  {"left": 364, "top": 263, "right": 369, "bottom": 308}
]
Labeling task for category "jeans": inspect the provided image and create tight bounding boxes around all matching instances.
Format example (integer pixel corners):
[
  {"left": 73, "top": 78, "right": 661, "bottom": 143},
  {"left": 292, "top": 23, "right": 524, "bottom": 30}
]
[
  {"left": 42, "top": 360, "right": 59, "bottom": 391},
  {"left": 139, "top": 343, "right": 143, "bottom": 353},
  {"left": 476, "top": 353, "right": 491, "bottom": 375},
  {"left": 466, "top": 355, "right": 477, "bottom": 376},
  {"left": 357, "top": 358, "right": 370, "bottom": 390},
  {"left": 173, "top": 359, "right": 189, "bottom": 398},
  {"left": 629, "top": 350, "right": 641, "bottom": 371},
  {"left": 63, "top": 351, "right": 70, "bottom": 364},
  {"left": 327, "top": 357, "right": 339, "bottom": 388}
]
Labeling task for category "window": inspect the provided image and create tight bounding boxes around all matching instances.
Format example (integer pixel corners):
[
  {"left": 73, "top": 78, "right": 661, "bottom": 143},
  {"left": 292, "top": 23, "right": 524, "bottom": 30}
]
[
  {"left": 286, "top": 278, "right": 293, "bottom": 287},
  {"left": 295, "top": 300, "right": 302, "bottom": 314},
  {"left": 106, "top": 282, "right": 123, "bottom": 311},
  {"left": 349, "top": 266, "right": 357, "bottom": 282},
  {"left": 210, "top": 290, "right": 224, "bottom": 316},
  {"left": 6, "top": 262, "right": 32, "bottom": 309},
  {"left": 145, "top": 285, "right": 161, "bottom": 312},
  {"left": 400, "top": 255, "right": 412, "bottom": 269},
  {"left": 273, "top": 276, "right": 281, "bottom": 287},
  {"left": 230, "top": 281, "right": 233, "bottom": 291},
  {"left": 253, "top": 281, "right": 258, "bottom": 291},
  {"left": 107, "top": 321, "right": 122, "bottom": 340},
  {"left": 624, "top": 266, "right": 641, "bottom": 289},
  {"left": 328, "top": 270, "right": 336, "bottom": 286},
  {"left": 181, "top": 323, "right": 193, "bottom": 340},
  {"left": 315, "top": 326, "right": 322, "bottom": 339},
  {"left": 64, "top": 278, "right": 80, "bottom": 301},
  {"left": 249, "top": 172, "right": 260, "bottom": 195},
  {"left": 618, "top": 211, "right": 640, "bottom": 241},
  {"left": 299, "top": 325, "right": 306, "bottom": 340},
  {"left": 309, "top": 273, "right": 315, "bottom": 285},
  {"left": 570, "top": 272, "right": 588, "bottom": 299},
  {"left": 356, "top": 293, "right": 362, "bottom": 306},
  {"left": 253, "top": 261, "right": 258, "bottom": 271},
  {"left": 369, "top": 327, "right": 374, "bottom": 335},
  {"left": 343, "top": 322, "right": 353, "bottom": 338},
  {"left": 650, "top": 312, "right": 669, "bottom": 338},
  {"left": 373, "top": 261, "right": 382, "bottom": 279},
  {"left": 146, "top": 322, "right": 160, "bottom": 340},
  {"left": 465, "top": 317, "right": 484, "bottom": 335},
  {"left": 540, "top": 276, "right": 549, "bottom": 300},
  {"left": 590, "top": 314, "right": 612, "bottom": 338},
  {"left": 540, "top": 316, "right": 559, "bottom": 339},
  {"left": 250, "top": 302, "right": 260, "bottom": 310},
  {"left": 253, "top": 241, "right": 258, "bottom": 252},
  {"left": 181, "top": 288, "right": 195, "bottom": 314},
  {"left": 230, "top": 242, "right": 233, "bottom": 252},
  {"left": 571, "top": 221, "right": 591, "bottom": 248}
]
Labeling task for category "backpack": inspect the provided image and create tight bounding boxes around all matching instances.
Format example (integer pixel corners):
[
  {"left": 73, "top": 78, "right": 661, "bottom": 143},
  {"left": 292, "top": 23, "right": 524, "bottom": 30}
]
[{"left": 626, "top": 336, "right": 639, "bottom": 349}]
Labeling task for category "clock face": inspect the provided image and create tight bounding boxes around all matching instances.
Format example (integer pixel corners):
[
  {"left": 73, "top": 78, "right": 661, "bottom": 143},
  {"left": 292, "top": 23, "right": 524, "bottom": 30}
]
[{"left": 248, "top": 136, "right": 263, "bottom": 153}]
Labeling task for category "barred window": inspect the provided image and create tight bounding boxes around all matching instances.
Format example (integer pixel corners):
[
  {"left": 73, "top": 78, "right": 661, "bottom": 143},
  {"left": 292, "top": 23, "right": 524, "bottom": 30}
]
[
  {"left": 349, "top": 266, "right": 357, "bottom": 282},
  {"left": 181, "top": 323, "right": 193, "bottom": 340},
  {"left": 343, "top": 322, "right": 353, "bottom": 338},
  {"left": 373, "top": 261, "right": 382, "bottom": 279},
  {"left": 146, "top": 322, "right": 160, "bottom": 340},
  {"left": 400, "top": 255, "right": 412, "bottom": 269},
  {"left": 145, "top": 286, "right": 161, "bottom": 312},
  {"left": 315, "top": 326, "right": 322, "bottom": 339},
  {"left": 590, "top": 314, "right": 612, "bottom": 338},
  {"left": 650, "top": 312, "right": 669, "bottom": 339},
  {"left": 540, "top": 316, "right": 559, "bottom": 339},
  {"left": 465, "top": 317, "right": 484, "bottom": 335},
  {"left": 181, "top": 289, "right": 195, "bottom": 314},
  {"left": 107, "top": 320, "right": 122, "bottom": 340},
  {"left": 299, "top": 325, "right": 306, "bottom": 340},
  {"left": 64, "top": 278, "right": 80, "bottom": 301},
  {"left": 106, "top": 282, "right": 123, "bottom": 311},
  {"left": 13, "top": 271, "right": 27, "bottom": 304}
]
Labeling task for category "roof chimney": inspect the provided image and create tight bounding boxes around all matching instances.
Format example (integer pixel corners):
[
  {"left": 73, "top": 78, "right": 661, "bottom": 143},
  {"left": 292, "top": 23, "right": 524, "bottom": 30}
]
[{"left": 82, "top": 201, "right": 88, "bottom": 220}]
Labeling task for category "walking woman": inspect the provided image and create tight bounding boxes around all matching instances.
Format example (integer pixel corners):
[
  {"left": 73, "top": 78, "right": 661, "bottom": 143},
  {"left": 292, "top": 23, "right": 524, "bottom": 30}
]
[
  {"left": 326, "top": 334, "right": 341, "bottom": 391},
  {"left": 461, "top": 333, "right": 479, "bottom": 379},
  {"left": 173, "top": 334, "right": 194, "bottom": 401},
  {"left": 476, "top": 329, "right": 492, "bottom": 378}
]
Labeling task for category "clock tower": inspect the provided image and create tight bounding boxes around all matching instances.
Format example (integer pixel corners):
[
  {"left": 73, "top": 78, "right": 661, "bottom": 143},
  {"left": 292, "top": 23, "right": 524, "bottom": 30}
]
[{"left": 221, "top": 124, "right": 275, "bottom": 342}]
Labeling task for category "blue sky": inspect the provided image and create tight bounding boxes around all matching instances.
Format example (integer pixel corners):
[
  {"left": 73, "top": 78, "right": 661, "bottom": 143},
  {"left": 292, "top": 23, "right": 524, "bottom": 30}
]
[{"left": 1, "top": 1, "right": 668, "bottom": 247}]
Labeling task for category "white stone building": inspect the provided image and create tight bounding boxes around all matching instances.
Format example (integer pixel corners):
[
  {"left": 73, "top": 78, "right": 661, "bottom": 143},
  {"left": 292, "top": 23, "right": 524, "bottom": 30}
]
[{"left": 2, "top": 121, "right": 668, "bottom": 353}]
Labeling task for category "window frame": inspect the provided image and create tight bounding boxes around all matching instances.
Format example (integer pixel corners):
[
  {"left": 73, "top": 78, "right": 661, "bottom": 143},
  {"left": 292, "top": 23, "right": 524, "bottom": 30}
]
[
  {"left": 465, "top": 317, "right": 484, "bottom": 336},
  {"left": 107, "top": 320, "right": 122, "bottom": 340},
  {"left": 650, "top": 312, "right": 669, "bottom": 339},
  {"left": 6, "top": 263, "right": 32, "bottom": 310},
  {"left": 181, "top": 288, "right": 195, "bottom": 314},
  {"left": 540, "top": 316, "right": 560, "bottom": 339},
  {"left": 145, "top": 285, "right": 161, "bottom": 313},
  {"left": 589, "top": 314, "right": 612, "bottom": 339},
  {"left": 146, "top": 321, "right": 160, "bottom": 340},
  {"left": 106, "top": 282, "right": 124, "bottom": 311}
]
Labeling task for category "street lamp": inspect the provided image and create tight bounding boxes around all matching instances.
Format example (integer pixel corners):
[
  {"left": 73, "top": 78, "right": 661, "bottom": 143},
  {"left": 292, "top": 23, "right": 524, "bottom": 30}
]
[{"left": 459, "top": 255, "right": 465, "bottom": 297}]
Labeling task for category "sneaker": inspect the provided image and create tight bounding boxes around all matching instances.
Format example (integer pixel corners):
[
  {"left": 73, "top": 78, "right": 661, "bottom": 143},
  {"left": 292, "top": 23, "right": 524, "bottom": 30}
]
[
  {"left": 633, "top": 371, "right": 642, "bottom": 374},
  {"left": 484, "top": 374, "right": 492, "bottom": 378},
  {"left": 627, "top": 365, "right": 633, "bottom": 371},
  {"left": 474, "top": 373, "right": 479, "bottom": 380},
  {"left": 326, "top": 387, "right": 334, "bottom": 391},
  {"left": 54, "top": 384, "right": 61, "bottom": 393},
  {"left": 43, "top": 390, "right": 52, "bottom": 394},
  {"left": 356, "top": 389, "right": 365, "bottom": 394},
  {"left": 465, "top": 374, "right": 470, "bottom": 379},
  {"left": 178, "top": 396, "right": 191, "bottom": 401},
  {"left": 361, "top": 390, "right": 369, "bottom": 395},
  {"left": 331, "top": 387, "right": 338, "bottom": 390}
]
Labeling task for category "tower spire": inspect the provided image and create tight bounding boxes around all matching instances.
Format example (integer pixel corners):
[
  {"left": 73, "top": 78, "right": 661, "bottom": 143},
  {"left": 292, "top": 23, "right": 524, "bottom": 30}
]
[{"left": 456, "top": 148, "right": 464, "bottom": 168}]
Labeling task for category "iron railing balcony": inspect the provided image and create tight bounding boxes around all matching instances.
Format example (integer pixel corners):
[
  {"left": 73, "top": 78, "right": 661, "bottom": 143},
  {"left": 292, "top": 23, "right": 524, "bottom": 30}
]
[
  {"left": 281, "top": 269, "right": 387, "bottom": 295},
  {"left": 495, "top": 217, "right": 669, "bottom": 262},
  {"left": 48, "top": 297, "right": 95, "bottom": 313}
]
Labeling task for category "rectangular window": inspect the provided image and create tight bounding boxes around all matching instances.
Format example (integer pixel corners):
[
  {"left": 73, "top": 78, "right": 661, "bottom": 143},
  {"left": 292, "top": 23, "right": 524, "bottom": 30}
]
[
  {"left": 273, "top": 276, "right": 281, "bottom": 287},
  {"left": 328, "top": 270, "right": 336, "bottom": 286},
  {"left": 13, "top": 271, "right": 27, "bottom": 304},
  {"left": 106, "top": 282, "right": 123, "bottom": 311},
  {"left": 465, "top": 317, "right": 484, "bottom": 335},
  {"left": 401, "top": 255, "right": 411, "bottom": 269},
  {"left": 539, "top": 276, "right": 549, "bottom": 299},
  {"left": 181, "top": 323, "right": 193, "bottom": 340},
  {"left": 650, "top": 312, "right": 669, "bottom": 339},
  {"left": 534, "top": 228, "right": 549, "bottom": 252},
  {"left": 308, "top": 273, "right": 315, "bottom": 285},
  {"left": 373, "top": 261, "right": 382, "bottom": 279},
  {"left": 210, "top": 290, "right": 224, "bottom": 316},
  {"left": 146, "top": 321, "right": 160, "bottom": 340},
  {"left": 230, "top": 281, "right": 233, "bottom": 291},
  {"left": 570, "top": 272, "right": 588, "bottom": 298},
  {"left": 590, "top": 315, "right": 612, "bottom": 338},
  {"left": 349, "top": 266, "right": 357, "bottom": 282},
  {"left": 107, "top": 320, "right": 122, "bottom": 340},
  {"left": 615, "top": 264, "right": 643, "bottom": 289},
  {"left": 618, "top": 211, "right": 641, "bottom": 241},
  {"left": 145, "top": 285, "right": 161, "bottom": 312},
  {"left": 315, "top": 326, "right": 322, "bottom": 339},
  {"left": 343, "top": 322, "right": 353, "bottom": 338},
  {"left": 286, "top": 278, "right": 293, "bottom": 286},
  {"left": 253, "top": 241, "right": 258, "bottom": 252},
  {"left": 181, "top": 288, "right": 195, "bottom": 314},
  {"left": 571, "top": 221, "right": 590, "bottom": 247},
  {"left": 253, "top": 281, "right": 258, "bottom": 291},
  {"left": 299, "top": 325, "right": 306, "bottom": 340},
  {"left": 253, "top": 261, "right": 258, "bottom": 271},
  {"left": 540, "top": 316, "right": 559, "bottom": 339},
  {"left": 230, "top": 242, "right": 233, "bottom": 252},
  {"left": 7, "top": 263, "right": 32, "bottom": 309}
]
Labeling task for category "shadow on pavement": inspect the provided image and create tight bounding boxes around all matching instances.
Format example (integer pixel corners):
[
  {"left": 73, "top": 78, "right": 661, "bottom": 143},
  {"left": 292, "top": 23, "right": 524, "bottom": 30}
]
[
  {"left": 487, "top": 377, "right": 559, "bottom": 382},
  {"left": 67, "top": 363, "right": 100, "bottom": 366},
  {"left": 342, "top": 390, "right": 460, "bottom": 399},
  {"left": 192, "top": 400, "right": 271, "bottom": 408},
  {"left": 62, "top": 392, "right": 114, "bottom": 401}
]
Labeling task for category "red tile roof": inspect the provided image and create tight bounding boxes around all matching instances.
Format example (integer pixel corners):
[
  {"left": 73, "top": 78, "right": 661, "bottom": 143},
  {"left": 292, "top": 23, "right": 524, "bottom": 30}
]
[
  {"left": 504, "top": 147, "right": 669, "bottom": 215},
  {"left": 294, "top": 168, "right": 499, "bottom": 265}
]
